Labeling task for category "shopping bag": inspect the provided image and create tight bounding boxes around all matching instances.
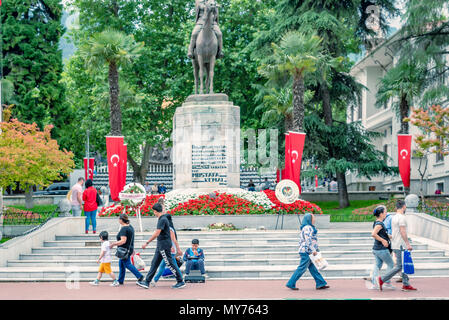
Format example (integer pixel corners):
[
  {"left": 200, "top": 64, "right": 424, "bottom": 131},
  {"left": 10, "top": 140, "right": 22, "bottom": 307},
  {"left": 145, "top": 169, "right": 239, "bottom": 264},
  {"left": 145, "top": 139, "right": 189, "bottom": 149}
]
[
  {"left": 131, "top": 252, "right": 146, "bottom": 271},
  {"left": 403, "top": 250, "right": 414, "bottom": 275},
  {"left": 309, "top": 252, "right": 328, "bottom": 270}
]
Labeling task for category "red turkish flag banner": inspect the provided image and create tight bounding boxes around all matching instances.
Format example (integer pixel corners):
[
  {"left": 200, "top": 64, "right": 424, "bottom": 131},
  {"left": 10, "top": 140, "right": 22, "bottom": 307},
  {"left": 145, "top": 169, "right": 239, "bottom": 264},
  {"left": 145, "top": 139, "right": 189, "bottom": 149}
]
[
  {"left": 83, "top": 158, "right": 95, "bottom": 181},
  {"left": 288, "top": 131, "right": 306, "bottom": 193},
  {"left": 283, "top": 133, "right": 292, "bottom": 180},
  {"left": 106, "top": 136, "right": 124, "bottom": 201},
  {"left": 398, "top": 134, "right": 412, "bottom": 188},
  {"left": 119, "top": 144, "right": 127, "bottom": 193}
]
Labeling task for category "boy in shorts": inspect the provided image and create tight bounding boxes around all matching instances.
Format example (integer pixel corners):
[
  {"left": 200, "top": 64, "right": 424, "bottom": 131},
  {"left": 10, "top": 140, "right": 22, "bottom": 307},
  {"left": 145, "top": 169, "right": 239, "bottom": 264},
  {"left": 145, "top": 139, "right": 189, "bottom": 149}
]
[{"left": 90, "top": 231, "right": 119, "bottom": 286}]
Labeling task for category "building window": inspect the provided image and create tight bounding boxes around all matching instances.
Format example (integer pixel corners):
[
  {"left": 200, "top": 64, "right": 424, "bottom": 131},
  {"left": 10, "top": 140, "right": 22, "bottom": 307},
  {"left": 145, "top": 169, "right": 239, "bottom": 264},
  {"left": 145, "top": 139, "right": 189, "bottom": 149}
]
[
  {"left": 436, "top": 151, "right": 444, "bottom": 163},
  {"left": 397, "top": 186, "right": 403, "bottom": 191},
  {"left": 383, "top": 144, "right": 388, "bottom": 162},
  {"left": 436, "top": 182, "right": 444, "bottom": 193}
]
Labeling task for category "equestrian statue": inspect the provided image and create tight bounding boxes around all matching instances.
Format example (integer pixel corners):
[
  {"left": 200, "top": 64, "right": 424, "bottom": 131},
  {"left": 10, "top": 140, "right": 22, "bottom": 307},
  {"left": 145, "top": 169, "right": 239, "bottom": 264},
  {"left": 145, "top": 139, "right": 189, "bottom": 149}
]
[{"left": 188, "top": 0, "right": 224, "bottom": 95}]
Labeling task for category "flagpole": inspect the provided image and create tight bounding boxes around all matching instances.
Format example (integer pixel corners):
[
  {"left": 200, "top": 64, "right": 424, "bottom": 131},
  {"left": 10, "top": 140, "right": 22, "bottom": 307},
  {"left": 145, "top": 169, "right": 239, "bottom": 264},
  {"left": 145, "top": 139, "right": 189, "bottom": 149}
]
[{"left": 0, "top": 0, "right": 4, "bottom": 224}]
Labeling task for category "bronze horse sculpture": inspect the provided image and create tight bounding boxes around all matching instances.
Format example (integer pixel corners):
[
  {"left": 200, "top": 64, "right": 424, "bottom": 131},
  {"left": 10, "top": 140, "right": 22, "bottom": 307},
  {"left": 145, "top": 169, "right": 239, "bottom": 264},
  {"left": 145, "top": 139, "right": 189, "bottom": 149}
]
[{"left": 191, "top": 0, "right": 219, "bottom": 95}]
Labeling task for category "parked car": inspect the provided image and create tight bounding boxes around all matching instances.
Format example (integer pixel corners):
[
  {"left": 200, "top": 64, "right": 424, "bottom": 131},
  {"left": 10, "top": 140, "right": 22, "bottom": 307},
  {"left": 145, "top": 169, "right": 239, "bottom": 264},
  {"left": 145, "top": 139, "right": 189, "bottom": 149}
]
[{"left": 34, "top": 182, "right": 70, "bottom": 196}]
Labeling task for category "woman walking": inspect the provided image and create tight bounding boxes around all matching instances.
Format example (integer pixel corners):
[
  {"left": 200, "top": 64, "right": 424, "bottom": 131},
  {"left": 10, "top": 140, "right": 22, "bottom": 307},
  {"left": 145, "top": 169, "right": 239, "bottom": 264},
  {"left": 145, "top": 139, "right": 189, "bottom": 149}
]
[
  {"left": 110, "top": 214, "right": 144, "bottom": 285},
  {"left": 82, "top": 179, "right": 97, "bottom": 234},
  {"left": 370, "top": 206, "right": 395, "bottom": 290},
  {"left": 286, "top": 213, "right": 329, "bottom": 290}
]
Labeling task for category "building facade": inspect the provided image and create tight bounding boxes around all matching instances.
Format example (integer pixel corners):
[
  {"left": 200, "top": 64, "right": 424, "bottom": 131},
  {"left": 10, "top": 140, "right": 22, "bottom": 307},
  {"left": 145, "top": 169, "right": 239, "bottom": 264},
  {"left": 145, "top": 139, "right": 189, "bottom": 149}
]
[{"left": 346, "top": 30, "right": 449, "bottom": 195}]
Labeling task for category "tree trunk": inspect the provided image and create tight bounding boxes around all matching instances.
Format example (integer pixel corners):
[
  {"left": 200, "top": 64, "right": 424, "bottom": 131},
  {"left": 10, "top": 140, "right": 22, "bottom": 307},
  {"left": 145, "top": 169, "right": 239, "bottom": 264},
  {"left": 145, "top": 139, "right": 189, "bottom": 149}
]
[
  {"left": 292, "top": 75, "right": 305, "bottom": 132},
  {"left": 399, "top": 94, "right": 409, "bottom": 134},
  {"left": 25, "top": 188, "right": 34, "bottom": 209},
  {"left": 321, "top": 83, "right": 333, "bottom": 126},
  {"left": 284, "top": 113, "right": 293, "bottom": 132},
  {"left": 109, "top": 62, "right": 122, "bottom": 136},
  {"left": 128, "top": 142, "right": 152, "bottom": 184},
  {"left": 336, "top": 171, "right": 350, "bottom": 209}
]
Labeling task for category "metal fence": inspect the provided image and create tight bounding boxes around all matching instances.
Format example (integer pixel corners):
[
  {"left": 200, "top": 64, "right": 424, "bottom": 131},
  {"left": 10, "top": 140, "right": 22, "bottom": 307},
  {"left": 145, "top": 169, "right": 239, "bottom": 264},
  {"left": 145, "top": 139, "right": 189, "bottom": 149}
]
[{"left": 1, "top": 207, "right": 60, "bottom": 226}]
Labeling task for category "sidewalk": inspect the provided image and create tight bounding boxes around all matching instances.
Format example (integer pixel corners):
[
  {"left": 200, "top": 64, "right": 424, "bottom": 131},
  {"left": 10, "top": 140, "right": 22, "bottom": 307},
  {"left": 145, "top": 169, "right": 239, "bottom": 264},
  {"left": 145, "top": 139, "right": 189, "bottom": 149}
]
[{"left": 0, "top": 278, "right": 448, "bottom": 300}]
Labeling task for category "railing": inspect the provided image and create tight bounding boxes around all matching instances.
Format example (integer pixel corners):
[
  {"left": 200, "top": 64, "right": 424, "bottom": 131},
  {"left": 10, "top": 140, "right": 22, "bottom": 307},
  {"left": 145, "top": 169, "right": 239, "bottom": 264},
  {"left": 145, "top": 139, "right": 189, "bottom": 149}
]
[
  {"left": 2, "top": 207, "right": 60, "bottom": 226},
  {"left": 421, "top": 200, "right": 449, "bottom": 222},
  {"left": 330, "top": 214, "right": 375, "bottom": 223}
]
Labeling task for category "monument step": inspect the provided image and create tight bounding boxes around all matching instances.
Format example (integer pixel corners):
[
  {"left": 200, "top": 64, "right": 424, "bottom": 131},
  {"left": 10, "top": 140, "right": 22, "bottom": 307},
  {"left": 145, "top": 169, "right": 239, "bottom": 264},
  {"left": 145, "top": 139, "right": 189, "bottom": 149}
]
[
  {"left": 55, "top": 231, "right": 375, "bottom": 240},
  {"left": 32, "top": 243, "right": 430, "bottom": 253},
  {"left": 8, "top": 256, "right": 449, "bottom": 268},
  {"left": 18, "top": 249, "right": 447, "bottom": 261},
  {"left": 43, "top": 237, "right": 377, "bottom": 247},
  {"left": 1, "top": 263, "right": 449, "bottom": 280}
]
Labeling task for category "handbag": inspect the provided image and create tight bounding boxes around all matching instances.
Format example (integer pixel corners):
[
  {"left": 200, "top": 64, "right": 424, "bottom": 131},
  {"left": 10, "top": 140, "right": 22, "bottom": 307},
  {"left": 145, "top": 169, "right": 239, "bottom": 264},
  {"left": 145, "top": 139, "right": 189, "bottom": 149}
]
[
  {"left": 309, "top": 252, "right": 328, "bottom": 270},
  {"left": 96, "top": 192, "right": 103, "bottom": 207},
  {"left": 115, "top": 227, "right": 134, "bottom": 260},
  {"left": 403, "top": 250, "right": 415, "bottom": 274}
]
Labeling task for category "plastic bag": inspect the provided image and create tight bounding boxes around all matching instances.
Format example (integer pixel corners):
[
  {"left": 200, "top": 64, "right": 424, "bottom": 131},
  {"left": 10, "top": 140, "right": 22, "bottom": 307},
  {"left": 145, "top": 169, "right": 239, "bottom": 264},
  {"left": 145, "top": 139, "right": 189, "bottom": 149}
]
[
  {"left": 309, "top": 252, "right": 328, "bottom": 270},
  {"left": 403, "top": 250, "right": 414, "bottom": 274},
  {"left": 131, "top": 252, "right": 146, "bottom": 271}
]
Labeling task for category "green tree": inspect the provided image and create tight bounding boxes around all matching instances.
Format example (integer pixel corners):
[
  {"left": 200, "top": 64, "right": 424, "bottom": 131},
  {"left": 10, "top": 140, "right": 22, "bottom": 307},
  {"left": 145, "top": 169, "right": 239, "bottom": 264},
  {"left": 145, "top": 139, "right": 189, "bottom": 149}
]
[
  {"left": 1, "top": 0, "right": 67, "bottom": 140},
  {"left": 304, "top": 115, "right": 397, "bottom": 208},
  {"left": 376, "top": 60, "right": 426, "bottom": 134},
  {"left": 258, "top": 31, "right": 322, "bottom": 132},
  {"left": 0, "top": 119, "right": 75, "bottom": 208},
  {"left": 79, "top": 29, "right": 144, "bottom": 136}
]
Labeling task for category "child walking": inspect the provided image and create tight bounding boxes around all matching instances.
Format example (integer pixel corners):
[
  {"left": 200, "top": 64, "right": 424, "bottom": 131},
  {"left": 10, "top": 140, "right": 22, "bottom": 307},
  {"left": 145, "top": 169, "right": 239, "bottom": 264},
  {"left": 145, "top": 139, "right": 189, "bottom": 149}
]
[{"left": 90, "top": 231, "right": 119, "bottom": 286}]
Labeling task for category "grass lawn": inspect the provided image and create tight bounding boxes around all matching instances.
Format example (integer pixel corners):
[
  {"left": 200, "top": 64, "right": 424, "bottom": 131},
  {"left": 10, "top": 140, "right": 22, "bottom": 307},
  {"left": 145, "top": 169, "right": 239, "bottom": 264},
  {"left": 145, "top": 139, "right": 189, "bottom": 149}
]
[
  {"left": 8, "top": 204, "right": 58, "bottom": 214},
  {"left": 314, "top": 199, "right": 386, "bottom": 222},
  {"left": 0, "top": 237, "right": 11, "bottom": 244}
]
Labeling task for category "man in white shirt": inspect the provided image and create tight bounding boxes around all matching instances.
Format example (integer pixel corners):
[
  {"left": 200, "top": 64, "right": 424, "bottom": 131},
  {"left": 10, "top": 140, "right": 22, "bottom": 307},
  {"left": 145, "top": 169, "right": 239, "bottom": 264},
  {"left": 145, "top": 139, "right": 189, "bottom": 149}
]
[
  {"left": 377, "top": 200, "right": 417, "bottom": 291},
  {"left": 70, "top": 177, "right": 84, "bottom": 217}
]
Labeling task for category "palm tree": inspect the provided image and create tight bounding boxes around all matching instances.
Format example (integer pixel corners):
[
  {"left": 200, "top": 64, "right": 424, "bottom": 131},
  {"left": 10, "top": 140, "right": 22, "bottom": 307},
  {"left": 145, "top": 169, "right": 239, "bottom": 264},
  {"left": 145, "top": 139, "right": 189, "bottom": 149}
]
[
  {"left": 80, "top": 29, "right": 144, "bottom": 136},
  {"left": 376, "top": 60, "right": 426, "bottom": 134},
  {"left": 258, "top": 31, "right": 322, "bottom": 132}
]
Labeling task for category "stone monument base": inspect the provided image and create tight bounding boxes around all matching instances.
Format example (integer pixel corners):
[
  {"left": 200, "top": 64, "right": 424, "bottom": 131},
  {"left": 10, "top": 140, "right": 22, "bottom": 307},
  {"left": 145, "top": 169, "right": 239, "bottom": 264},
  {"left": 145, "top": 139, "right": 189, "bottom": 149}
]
[{"left": 172, "top": 93, "right": 240, "bottom": 190}]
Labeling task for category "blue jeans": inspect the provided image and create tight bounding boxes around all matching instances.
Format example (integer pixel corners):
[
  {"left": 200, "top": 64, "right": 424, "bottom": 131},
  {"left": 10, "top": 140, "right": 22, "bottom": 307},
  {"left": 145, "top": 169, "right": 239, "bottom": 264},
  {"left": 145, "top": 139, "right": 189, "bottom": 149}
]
[
  {"left": 381, "top": 247, "right": 410, "bottom": 286},
  {"left": 118, "top": 256, "right": 143, "bottom": 284},
  {"left": 286, "top": 253, "right": 327, "bottom": 289},
  {"left": 185, "top": 259, "right": 205, "bottom": 275},
  {"left": 154, "top": 253, "right": 183, "bottom": 282},
  {"left": 372, "top": 249, "right": 394, "bottom": 285},
  {"left": 71, "top": 205, "right": 81, "bottom": 217},
  {"left": 84, "top": 210, "right": 97, "bottom": 232}
]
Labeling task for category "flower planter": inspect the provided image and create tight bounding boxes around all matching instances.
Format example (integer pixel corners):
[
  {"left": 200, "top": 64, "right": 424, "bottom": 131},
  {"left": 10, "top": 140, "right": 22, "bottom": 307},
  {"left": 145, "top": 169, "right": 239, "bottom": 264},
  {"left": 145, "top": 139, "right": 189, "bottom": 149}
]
[{"left": 95, "top": 214, "right": 330, "bottom": 232}]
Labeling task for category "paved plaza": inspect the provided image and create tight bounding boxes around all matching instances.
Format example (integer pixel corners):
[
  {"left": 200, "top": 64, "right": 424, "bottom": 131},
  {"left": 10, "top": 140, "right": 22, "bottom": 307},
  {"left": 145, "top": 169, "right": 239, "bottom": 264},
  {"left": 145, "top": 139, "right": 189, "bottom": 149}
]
[{"left": 1, "top": 278, "right": 448, "bottom": 300}]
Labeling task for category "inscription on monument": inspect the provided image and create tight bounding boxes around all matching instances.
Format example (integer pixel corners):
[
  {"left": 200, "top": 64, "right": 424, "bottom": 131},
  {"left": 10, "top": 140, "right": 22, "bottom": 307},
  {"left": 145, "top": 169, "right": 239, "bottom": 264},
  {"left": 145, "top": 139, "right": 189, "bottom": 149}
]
[{"left": 191, "top": 145, "right": 227, "bottom": 186}]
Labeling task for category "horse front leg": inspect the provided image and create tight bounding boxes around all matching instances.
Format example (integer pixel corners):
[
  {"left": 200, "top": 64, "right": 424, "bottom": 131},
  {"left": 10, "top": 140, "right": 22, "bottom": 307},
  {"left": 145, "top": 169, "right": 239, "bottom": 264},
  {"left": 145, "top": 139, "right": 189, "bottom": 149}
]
[
  {"left": 192, "top": 59, "right": 199, "bottom": 95},
  {"left": 198, "top": 56, "right": 205, "bottom": 94},
  {"left": 209, "top": 56, "right": 216, "bottom": 94}
]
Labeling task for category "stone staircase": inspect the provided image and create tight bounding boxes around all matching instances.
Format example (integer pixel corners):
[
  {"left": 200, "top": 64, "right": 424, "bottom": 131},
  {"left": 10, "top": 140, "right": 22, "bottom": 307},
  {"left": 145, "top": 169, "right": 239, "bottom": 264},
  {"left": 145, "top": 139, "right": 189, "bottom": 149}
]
[{"left": 1, "top": 230, "right": 449, "bottom": 281}]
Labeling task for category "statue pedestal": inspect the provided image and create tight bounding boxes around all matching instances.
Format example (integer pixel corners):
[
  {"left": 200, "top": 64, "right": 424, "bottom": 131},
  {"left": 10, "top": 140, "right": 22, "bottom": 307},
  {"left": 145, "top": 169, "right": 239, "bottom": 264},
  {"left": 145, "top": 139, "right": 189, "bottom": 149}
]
[{"left": 172, "top": 94, "right": 240, "bottom": 190}]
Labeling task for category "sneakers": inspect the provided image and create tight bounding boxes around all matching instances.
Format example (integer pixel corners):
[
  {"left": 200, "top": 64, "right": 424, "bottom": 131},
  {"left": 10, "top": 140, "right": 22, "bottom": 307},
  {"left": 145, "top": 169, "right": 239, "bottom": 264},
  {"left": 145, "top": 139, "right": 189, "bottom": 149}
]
[
  {"left": 383, "top": 283, "right": 396, "bottom": 290},
  {"left": 286, "top": 285, "right": 299, "bottom": 291},
  {"left": 136, "top": 280, "right": 150, "bottom": 289},
  {"left": 402, "top": 285, "right": 417, "bottom": 291},
  {"left": 89, "top": 279, "right": 99, "bottom": 286},
  {"left": 377, "top": 277, "right": 384, "bottom": 291},
  {"left": 150, "top": 280, "right": 157, "bottom": 287},
  {"left": 110, "top": 280, "right": 120, "bottom": 287},
  {"left": 172, "top": 282, "right": 186, "bottom": 289},
  {"left": 316, "top": 285, "right": 330, "bottom": 290}
]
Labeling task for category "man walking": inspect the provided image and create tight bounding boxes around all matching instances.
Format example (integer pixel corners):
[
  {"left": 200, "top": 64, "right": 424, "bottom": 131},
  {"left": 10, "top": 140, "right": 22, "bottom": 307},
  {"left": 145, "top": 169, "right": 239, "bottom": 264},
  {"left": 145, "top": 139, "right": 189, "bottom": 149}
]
[
  {"left": 70, "top": 177, "right": 84, "bottom": 217},
  {"left": 137, "top": 203, "right": 186, "bottom": 289},
  {"left": 377, "top": 200, "right": 417, "bottom": 291}
]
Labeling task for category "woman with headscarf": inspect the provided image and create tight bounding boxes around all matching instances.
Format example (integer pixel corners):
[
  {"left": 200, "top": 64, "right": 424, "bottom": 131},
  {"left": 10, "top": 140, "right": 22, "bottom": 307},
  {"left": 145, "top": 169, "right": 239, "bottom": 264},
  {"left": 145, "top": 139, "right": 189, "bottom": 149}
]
[
  {"left": 82, "top": 179, "right": 98, "bottom": 234},
  {"left": 286, "top": 213, "right": 329, "bottom": 290}
]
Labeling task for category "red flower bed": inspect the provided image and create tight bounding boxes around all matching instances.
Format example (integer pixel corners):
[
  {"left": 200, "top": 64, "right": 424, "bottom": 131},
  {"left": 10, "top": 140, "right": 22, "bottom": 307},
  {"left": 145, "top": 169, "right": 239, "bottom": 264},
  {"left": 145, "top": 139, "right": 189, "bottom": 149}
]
[
  {"left": 99, "top": 191, "right": 323, "bottom": 217},
  {"left": 167, "top": 192, "right": 266, "bottom": 216},
  {"left": 263, "top": 190, "right": 323, "bottom": 215}
]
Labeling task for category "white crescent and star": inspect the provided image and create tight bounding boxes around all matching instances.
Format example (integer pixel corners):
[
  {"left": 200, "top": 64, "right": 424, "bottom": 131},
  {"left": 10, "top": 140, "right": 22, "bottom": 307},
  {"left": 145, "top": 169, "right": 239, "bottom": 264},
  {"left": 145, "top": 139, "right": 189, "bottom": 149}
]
[
  {"left": 110, "top": 154, "right": 120, "bottom": 167},
  {"left": 400, "top": 149, "right": 409, "bottom": 160},
  {"left": 291, "top": 150, "right": 299, "bottom": 163}
]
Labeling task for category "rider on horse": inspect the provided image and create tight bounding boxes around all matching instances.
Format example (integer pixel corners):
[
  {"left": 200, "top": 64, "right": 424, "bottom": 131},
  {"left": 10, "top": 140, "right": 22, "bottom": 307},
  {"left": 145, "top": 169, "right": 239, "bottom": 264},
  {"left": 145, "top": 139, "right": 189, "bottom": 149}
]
[{"left": 187, "top": 0, "right": 224, "bottom": 60}]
